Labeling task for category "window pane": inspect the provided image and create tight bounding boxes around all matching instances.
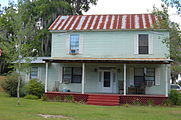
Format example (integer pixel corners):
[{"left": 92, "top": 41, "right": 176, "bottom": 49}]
[
  {"left": 139, "top": 34, "right": 148, "bottom": 41},
  {"left": 72, "top": 75, "right": 82, "bottom": 83},
  {"left": 146, "top": 68, "right": 155, "bottom": 76},
  {"left": 139, "top": 34, "right": 148, "bottom": 54},
  {"left": 70, "top": 34, "right": 79, "bottom": 50},
  {"left": 73, "top": 67, "right": 82, "bottom": 75},
  {"left": 139, "top": 46, "right": 148, "bottom": 54},
  {"left": 63, "top": 74, "right": 72, "bottom": 79},
  {"left": 30, "top": 67, "right": 38, "bottom": 79},
  {"left": 135, "top": 68, "right": 144, "bottom": 76},
  {"left": 63, "top": 67, "right": 72, "bottom": 74}
]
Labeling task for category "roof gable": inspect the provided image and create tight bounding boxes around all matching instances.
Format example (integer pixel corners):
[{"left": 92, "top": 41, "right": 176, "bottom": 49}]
[{"left": 49, "top": 14, "right": 158, "bottom": 31}]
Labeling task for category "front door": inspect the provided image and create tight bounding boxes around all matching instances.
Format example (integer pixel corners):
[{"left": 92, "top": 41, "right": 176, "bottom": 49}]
[{"left": 101, "top": 71, "right": 113, "bottom": 93}]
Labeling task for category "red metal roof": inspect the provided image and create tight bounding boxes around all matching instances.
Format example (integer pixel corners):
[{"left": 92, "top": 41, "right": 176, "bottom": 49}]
[{"left": 49, "top": 14, "right": 158, "bottom": 31}]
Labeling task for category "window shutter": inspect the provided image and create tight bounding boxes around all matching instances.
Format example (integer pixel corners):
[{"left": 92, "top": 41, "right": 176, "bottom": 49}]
[
  {"left": 155, "top": 68, "right": 160, "bottom": 85},
  {"left": 149, "top": 34, "right": 153, "bottom": 54},
  {"left": 66, "top": 35, "right": 70, "bottom": 54},
  {"left": 79, "top": 34, "right": 83, "bottom": 54},
  {"left": 58, "top": 65, "right": 63, "bottom": 83},
  {"left": 129, "top": 68, "right": 134, "bottom": 86},
  {"left": 134, "top": 34, "right": 138, "bottom": 54}
]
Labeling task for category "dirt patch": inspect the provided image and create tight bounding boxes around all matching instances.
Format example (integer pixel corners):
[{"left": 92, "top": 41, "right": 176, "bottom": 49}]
[
  {"left": 38, "top": 114, "right": 73, "bottom": 119},
  {"left": 0, "top": 76, "right": 5, "bottom": 92}
]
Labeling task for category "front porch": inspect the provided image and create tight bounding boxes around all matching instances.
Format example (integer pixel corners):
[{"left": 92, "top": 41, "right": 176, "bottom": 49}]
[
  {"left": 45, "top": 91, "right": 168, "bottom": 106},
  {"left": 43, "top": 57, "right": 171, "bottom": 97}
]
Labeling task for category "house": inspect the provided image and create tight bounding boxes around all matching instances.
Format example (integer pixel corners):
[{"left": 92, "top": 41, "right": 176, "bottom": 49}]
[{"left": 29, "top": 14, "right": 172, "bottom": 105}]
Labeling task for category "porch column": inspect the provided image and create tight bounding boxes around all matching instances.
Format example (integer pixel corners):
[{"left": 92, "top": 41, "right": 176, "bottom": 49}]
[
  {"left": 165, "top": 64, "right": 168, "bottom": 97},
  {"left": 124, "top": 64, "right": 126, "bottom": 95},
  {"left": 82, "top": 63, "right": 85, "bottom": 94},
  {"left": 45, "top": 63, "right": 48, "bottom": 93}
]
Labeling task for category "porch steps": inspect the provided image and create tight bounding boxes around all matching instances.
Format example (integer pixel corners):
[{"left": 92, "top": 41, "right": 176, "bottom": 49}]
[{"left": 87, "top": 94, "right": 120, "bottom": 106}]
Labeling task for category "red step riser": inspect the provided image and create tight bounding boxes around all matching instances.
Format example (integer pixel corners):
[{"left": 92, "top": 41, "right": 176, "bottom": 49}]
[
  {"left": 88, "top": 99, "right": 120, "bottom": 102},
  {"left": 89, "top": 95, "right": 120, "bottom": 98},
  {"left": 87, "top": 103, "right": 120, "bottom": 106},
  {"left": 88, "top": 96, "right": 120, "bottom": 99}
]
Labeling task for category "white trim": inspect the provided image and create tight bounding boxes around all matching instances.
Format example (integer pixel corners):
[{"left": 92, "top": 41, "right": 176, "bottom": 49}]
[
  {"left": 149, "top": 33, "right": 153, "bottom": 54},
  {"left": 45, "top": 63, "right": 48, "bottom": 93},
  {"left": 124, "top": 64, "right": 127, "bottom": 95},
  {"left": 134, "top": 33, "right": 138, "bottom": 54},
  {"left": 82, "top": 63, "right": 85, "bottom": 94}
]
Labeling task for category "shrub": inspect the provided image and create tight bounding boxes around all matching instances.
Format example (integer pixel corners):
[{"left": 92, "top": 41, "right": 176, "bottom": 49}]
[
  {"left": 146, "top": 99, "right": 154, "bottom": 106},
  {"left": 163, "top": 99, "right": 172, "bottom": 107},
  {"left": 42, "top": 94, "right": 49, "bottom": 101},
  {"left": 133, "top": 98, "right": 142, "bottom": 105},
  {"left": 168, "top": 90, "right": 181, "bottom": 105},
  {"left": 25, "top": 79, "right": 44, "bottom": 98},
  {"left": 54, "top": 96, "right": 62, "bottom": 102},
  {"left": 64, "top": 95, "right": 74, "bottom": 102},
  {"left": 1, "top": 72, "right": 24, "bottom": 97},
  {"left": 24, "top": 94, "right": 39, "bottom": 100}
]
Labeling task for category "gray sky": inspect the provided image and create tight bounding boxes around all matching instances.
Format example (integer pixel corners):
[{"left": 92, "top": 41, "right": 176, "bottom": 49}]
[{"left": 0, "top": 0, "right": 180, "bottom": 26}]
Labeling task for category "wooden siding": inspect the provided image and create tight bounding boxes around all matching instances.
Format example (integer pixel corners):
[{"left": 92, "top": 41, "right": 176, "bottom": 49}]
[{"left": 51, "top": 31, "right": 169, "bottom": 58}]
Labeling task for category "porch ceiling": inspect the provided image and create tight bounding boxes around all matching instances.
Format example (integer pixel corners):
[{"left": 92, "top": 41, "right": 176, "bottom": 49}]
[{"left": 43, "top": 57, "right": 172, "bottom": 64}]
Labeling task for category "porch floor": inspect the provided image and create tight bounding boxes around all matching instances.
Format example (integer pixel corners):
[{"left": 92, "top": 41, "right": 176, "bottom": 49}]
[{"left": 45, "top": 92, "right": 167, "bottom": 106}]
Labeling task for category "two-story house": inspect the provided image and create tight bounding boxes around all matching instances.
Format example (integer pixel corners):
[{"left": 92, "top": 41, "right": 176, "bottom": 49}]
[{"left": 29, "top": 14, "right": 172, "bottom": 105}]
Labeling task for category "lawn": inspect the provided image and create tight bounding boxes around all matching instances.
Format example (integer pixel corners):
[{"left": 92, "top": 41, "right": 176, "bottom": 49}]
[{"left": 0, "top": 92, "right": 181, "bottom": 120}]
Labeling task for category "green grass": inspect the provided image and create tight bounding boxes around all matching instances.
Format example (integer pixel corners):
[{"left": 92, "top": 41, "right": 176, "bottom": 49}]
[{"left": 0, "top": 92, "right": 181, "bottom": 120}]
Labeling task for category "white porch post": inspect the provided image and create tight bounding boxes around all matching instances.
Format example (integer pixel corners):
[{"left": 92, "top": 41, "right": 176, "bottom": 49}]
[
  {"left": 82, "top": 63, "right": 85, "bottom": 94},
  {"left": 124, "top": 64, "right": 127, "bottom": 95},
  {"left": 165, "top": 64, "right": 168, "bottom": 97},
  {"left": 45, "top": 63, "right": 48, "bottom": 93}
]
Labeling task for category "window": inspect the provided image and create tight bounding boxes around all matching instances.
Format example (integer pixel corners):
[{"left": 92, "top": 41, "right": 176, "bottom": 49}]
[
  {"left": 70, "top": 34, "right": 79, "bottom": 51},
  {"left": 63, "top": 67, "right": 82, "bottom": 83},
  {"left": 30, "top": 67, "right": 38, "bottom": 79},
  {"left": 134, "top": 68, "right": 155, "bottom": 86},
  {"left": 145, "top": 68, "right": 155, "bottom": 85},
  {"left": 138, "top": 34, "right": 149, "bottom": 54}
]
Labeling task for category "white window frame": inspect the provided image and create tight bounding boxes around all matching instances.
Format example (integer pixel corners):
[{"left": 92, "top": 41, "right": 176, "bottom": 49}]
[{"left": 134, "top": 33, "right": 153, "bottom": 55}]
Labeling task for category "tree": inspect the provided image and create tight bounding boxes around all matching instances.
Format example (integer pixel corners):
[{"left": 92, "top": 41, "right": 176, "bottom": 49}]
[
  {"left": 64, "top": 0, "right": 98, "bottom": 15},
  {"left": 0, "top": 2, "right": 37, "bottom": 104},
  {"left": 152, "top": 5, "right": 181, "bottom": 83},
  {"left": 161, "top": 0, "right": 181, "bottom": 15}
]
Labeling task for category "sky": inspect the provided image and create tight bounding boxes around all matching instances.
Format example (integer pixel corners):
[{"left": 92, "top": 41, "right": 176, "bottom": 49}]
[{"left": 0, "top": 0, "right": 180, "bottom": 26}]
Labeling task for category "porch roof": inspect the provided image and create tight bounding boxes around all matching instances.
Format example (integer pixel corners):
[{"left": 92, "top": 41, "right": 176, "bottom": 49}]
[{"left": 43, "top": 57, "right": 172, "bottom": 64}]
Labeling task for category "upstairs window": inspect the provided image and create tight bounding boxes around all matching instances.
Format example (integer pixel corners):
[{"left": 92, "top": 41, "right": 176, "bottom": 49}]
[
  {"left": 138, "top": 34, "right": 149, "bottom": 54},
  {"left": 69, "top": 34, "right": 79, "bottom": 54}
]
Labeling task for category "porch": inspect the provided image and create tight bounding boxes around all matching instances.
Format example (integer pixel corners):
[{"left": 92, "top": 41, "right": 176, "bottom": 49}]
[
  {"left": 43, "top": 57, "right": 171, "bottom": 97},
  {"left": 45, "top": 91, "right": 168, "bottom": 106}
]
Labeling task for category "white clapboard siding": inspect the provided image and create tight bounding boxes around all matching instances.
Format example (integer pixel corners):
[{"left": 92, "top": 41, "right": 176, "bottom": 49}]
[
  {"left": 79, "top": 34, "right": 83, "bottom": 54},
  {"left": 66, "top": 34, "right": 70, "bottom": 54},
  {"left": 129, "top": 68, "right": 134, "bottom": 86},
  {"left": 155, "top": 68, "right": 161, "bottom": 85},
  {"left": 134, "top": 34, "right": 138, "bottom": 54}
]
